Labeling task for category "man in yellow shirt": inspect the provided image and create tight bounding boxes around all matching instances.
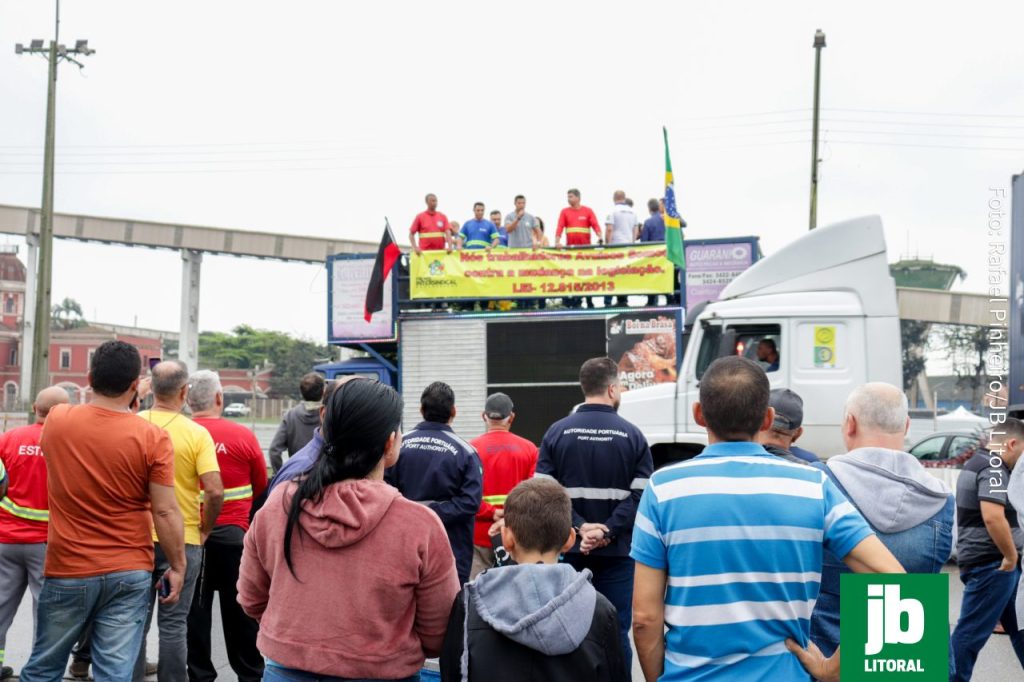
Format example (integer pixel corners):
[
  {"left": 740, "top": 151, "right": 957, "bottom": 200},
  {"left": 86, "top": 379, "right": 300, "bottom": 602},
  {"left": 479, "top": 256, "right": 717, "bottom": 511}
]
[{"left": 136, "top": 361, "right": 223, "bottom": 682}]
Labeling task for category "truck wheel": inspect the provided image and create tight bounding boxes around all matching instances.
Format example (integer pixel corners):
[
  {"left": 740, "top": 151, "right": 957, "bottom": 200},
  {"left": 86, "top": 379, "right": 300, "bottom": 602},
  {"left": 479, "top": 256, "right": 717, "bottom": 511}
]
[{"left": 651, "top": 443, "right": 704, "bottom": 471}]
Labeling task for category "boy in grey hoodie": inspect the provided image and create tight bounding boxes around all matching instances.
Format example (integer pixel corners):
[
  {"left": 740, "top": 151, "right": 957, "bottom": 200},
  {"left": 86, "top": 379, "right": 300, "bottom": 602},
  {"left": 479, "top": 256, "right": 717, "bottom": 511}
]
[
  {"left": 809, "top": 383, "right": 954, "bottom": 655},
  {"left": 439, "top": 478, "right": 628, "bottom": 682}
]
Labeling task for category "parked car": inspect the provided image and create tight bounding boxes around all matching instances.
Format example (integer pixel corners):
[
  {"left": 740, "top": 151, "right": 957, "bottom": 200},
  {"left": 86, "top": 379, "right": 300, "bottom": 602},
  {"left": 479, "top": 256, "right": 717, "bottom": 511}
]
[
  {"left": 224, "top": 402, "right": 251, "bottom": 417},
  {"left": 908, "top": 431, "right": 983, "bottom": 469}
]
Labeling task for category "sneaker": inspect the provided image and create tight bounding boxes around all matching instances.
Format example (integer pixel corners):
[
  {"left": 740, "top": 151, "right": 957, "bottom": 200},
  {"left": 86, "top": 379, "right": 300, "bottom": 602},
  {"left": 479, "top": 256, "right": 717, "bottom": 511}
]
[
  {"left": 1, "top": 665, "right": 14, "bottom": 680},
  {"left": 68, "top": 659, "right": 90, "bottom": 679},
  {"left": 145, "top": 660, "right": 158, "bottom": 676}
]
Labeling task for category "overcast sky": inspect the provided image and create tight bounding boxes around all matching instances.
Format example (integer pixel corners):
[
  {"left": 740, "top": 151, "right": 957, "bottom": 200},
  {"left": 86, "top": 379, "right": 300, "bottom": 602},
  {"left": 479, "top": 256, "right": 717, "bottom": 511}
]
[{"left": 1, "top": 1, "right": 1022, "bottom": 342}]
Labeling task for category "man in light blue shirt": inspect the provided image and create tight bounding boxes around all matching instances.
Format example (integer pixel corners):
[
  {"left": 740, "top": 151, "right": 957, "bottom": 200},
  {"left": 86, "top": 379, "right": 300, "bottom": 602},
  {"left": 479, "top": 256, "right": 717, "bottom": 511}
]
[{"left": 631, "top": 356, "right": 904, "bottom": 681}]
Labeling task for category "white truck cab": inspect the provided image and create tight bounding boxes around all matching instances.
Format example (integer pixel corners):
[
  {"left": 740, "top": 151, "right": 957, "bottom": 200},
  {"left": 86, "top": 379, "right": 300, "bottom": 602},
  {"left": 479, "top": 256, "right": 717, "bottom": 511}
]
[{"left": 618, "top": 216, "right": 902, "bottom": 467}]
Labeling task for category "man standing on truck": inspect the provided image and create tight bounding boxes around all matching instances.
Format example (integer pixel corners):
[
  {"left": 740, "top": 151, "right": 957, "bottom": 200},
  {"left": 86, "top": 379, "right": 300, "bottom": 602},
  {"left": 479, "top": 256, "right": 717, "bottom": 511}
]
[
  {"left": 410, "top": 193, "right": 453, "bottom": 255},
  {"left": 268, "top": 372, "right": 325, "bottom": 472},
  {"left": 950, "top": 417, "right": 1024, "bottom": 680},
  {"left": 386, "top": 381, "right": 483, "bottom": 585},
  {"left": 536, "top": 357, "right": 653, "bottom": 670},
  {"left": 504, "top": 195, "right": 541, "bottom": 249},
  {"left": 456, "top": 203, "right": 500, "bottom": 251},
  {"left": 605, "top": 190, "right": 639, "bottom": 246},
  {"left": 556, "top": 189, "right": 603, "bottom": 308},
  {"left": 469, "top": 393, "right": 538, "bottom": 579}
]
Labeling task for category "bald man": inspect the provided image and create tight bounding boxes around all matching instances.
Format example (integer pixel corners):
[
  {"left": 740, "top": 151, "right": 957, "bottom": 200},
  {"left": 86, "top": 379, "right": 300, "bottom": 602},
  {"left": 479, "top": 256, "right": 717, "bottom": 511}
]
[
  {"left": 808, "top": 382, "right": 954, "bottom": 657},
  {"left": 0, "top": 386, "right": 69, "bottom": 679}
]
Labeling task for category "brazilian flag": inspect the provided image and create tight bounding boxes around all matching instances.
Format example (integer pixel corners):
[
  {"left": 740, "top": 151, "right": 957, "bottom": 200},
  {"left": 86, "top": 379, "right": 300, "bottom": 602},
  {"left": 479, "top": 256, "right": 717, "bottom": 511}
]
[{"left": 662, "top": 127, "right": 685, "bottom": 270}]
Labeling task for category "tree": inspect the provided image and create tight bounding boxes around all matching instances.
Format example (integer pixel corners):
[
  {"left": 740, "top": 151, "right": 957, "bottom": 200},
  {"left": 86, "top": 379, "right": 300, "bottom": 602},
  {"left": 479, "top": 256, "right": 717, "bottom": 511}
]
[
  {"left": 198, "top": 325, "right": 332, "bottom": 399},
  {"left": 939, "top": 324, "right": 989, "bottom": 411},
  {"left": 51, "top": 297, "right": 87, "bottom": 330},
  {"left": 900, "top": 320, "right": 930, "bottom": 391}
]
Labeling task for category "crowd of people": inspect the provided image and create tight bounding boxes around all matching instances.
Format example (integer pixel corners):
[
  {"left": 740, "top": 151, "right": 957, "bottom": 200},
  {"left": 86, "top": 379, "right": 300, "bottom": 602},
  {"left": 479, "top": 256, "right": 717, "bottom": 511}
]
[
  {"left": 408, "top": 190, "right": 674, "bottom": 257},
  {"left": 408, "top": 190, "right": 680, "bottom": 311},
  {"left": 0, "top": 341, "right": 1022, "bottom": 681}
]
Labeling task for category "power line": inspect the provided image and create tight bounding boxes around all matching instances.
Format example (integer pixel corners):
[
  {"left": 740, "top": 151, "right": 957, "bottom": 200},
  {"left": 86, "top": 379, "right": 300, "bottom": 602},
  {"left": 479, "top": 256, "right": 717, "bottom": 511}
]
[{"left": 824, "top": 107, "right": 1024, "bottom": 119}]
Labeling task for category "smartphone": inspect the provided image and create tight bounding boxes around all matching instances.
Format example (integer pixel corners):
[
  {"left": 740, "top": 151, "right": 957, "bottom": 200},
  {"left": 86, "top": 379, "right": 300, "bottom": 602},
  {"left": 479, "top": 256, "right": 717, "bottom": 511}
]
[
  {"left": 158, "top": 574, "right": 171, "bottom": 599},
  {"left": 148, "top": 357, "right": 161, "bottom": 371}
]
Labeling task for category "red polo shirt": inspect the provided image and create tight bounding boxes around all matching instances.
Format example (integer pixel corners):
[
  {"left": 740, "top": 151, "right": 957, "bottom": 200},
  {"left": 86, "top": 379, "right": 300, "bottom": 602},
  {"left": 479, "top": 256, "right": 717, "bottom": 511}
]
[
  {"left": 469, "top": 430, "right": 538, "bottom": 547},
  {"left": 0, "top": 422, "right": 48, "bottom": 543},
  {"left": 556, "top": 205, "right": 603, "bottom": 246},
  {"left": 194, "top": 417, "right": 268, "bottom": 531},
  {"left": 409, "top": 210, "right": 451, "bottom": 251}
]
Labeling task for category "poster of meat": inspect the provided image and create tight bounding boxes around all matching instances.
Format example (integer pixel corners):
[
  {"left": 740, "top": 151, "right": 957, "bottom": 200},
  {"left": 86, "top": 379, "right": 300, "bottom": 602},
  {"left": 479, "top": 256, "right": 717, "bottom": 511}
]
[{"left": 606, "top": 312, "right": 678, "bottom": 391}]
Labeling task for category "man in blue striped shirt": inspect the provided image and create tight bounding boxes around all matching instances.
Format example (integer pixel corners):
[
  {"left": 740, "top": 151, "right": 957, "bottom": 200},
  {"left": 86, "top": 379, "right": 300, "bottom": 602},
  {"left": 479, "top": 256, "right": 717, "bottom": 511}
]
[{"left": 631, "top": 356, "right": 903, "bottom": 681}]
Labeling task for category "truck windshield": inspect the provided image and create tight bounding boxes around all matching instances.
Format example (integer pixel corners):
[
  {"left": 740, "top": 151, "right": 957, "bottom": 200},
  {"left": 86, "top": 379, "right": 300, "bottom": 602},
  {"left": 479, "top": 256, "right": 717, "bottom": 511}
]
[{"left": 694, "top": 323, "right": 782, "bottom": 379}]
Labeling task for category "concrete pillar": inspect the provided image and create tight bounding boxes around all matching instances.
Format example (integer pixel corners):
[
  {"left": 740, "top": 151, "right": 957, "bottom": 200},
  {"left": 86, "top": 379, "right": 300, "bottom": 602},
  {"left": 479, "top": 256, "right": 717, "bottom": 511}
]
[
  {"left": 20, "top": 234, "right": 38, "bottom": 403},
  {"left": 179, "top": 249, "right": 202, "bottom": 373}
]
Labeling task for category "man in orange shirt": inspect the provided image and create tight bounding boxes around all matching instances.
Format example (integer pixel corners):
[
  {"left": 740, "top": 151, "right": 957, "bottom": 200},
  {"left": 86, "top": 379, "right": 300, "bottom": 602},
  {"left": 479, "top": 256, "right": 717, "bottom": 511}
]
[
  {"left": 0, "top": 386, "right": 68, "bottom": 680},
  {"left": 19, "top": 340, "right": 186, "bottom": 682},
  {"left": 469, "top": 393, "right": 538, "bottom": 578}
]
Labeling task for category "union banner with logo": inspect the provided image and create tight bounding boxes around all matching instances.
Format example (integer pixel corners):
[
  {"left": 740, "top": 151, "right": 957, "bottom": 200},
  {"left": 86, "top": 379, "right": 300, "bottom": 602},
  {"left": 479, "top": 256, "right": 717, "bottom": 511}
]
[{"left": 409, "top": 246, "right": 674, "bottom": 299}]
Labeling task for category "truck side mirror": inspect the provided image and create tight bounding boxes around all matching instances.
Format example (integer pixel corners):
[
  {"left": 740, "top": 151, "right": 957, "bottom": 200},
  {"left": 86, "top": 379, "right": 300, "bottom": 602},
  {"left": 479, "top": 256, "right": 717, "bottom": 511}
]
[{"left": 719, "top": 329, "right": 737, "bottom": 358}]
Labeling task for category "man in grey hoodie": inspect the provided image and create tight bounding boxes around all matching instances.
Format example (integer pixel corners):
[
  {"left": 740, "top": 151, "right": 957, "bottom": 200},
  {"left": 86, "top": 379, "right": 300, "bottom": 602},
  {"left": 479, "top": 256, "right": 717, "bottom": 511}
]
[
  {"left": 439, "top": 478, "right": 627, "bottom": 682},
  {"left": 268, "top": 373, "right": 325, "bottom": 472},
  {"left": 809, "top": 382, "right": 955, "bottom": 656}
]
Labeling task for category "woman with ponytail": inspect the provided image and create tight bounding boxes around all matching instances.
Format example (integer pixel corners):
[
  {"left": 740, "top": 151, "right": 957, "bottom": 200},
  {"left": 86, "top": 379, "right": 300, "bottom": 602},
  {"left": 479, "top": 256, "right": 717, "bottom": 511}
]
[{"left": 239, "top": 379, "right": 459, "bottom": 681}]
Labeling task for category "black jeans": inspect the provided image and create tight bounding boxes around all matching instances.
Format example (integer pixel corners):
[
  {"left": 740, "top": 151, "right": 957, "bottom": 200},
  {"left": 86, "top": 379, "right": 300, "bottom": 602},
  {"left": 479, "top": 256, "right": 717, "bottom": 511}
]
[{"left": 187, "top": 526, "right": 264, "bottom": 682}]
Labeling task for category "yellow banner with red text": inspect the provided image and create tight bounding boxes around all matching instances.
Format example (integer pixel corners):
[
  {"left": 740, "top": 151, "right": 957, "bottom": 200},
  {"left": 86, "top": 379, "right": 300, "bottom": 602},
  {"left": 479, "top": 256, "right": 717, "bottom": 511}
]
[{"left": 410, "top": 246, "right": 674, "bottom": 299}]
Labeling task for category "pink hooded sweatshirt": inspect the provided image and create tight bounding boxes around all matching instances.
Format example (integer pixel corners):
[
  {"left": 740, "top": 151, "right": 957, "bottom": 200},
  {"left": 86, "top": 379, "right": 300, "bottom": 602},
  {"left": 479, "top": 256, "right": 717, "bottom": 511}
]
[{"left": 238, "top": 478, "right": 459, "bottom": 679}]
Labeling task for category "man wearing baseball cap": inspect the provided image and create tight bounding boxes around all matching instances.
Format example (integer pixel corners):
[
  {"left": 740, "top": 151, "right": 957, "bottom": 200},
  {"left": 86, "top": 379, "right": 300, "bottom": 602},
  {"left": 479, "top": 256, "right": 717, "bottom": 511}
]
[
  {"left": 756, "top": 389, "right": 820, "bottom": 465},
  {"left": 468, "top": 393, "right": 538, "bottom": 579}
]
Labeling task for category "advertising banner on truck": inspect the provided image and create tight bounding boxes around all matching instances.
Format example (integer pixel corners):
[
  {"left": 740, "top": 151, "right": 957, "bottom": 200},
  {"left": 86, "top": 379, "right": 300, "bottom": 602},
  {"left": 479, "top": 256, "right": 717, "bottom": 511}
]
[
  {"left": 409, "top": 245, "right": 674, "bottom": 299},
  {"left": 606, "top": 312, "right": 679, "bottom": 391},
  {"left": 684, "top": 239, "right": 758, "bottom": 305},
  {"left": 328, "top": 254, "right": 397, "bottom": 344}
]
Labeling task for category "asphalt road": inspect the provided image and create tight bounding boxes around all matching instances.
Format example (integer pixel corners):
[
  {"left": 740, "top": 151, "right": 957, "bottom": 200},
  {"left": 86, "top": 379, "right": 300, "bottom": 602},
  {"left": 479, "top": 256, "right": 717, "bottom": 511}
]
[{"left": 2, "top": 564, "right": 1018, "bottom": 680}]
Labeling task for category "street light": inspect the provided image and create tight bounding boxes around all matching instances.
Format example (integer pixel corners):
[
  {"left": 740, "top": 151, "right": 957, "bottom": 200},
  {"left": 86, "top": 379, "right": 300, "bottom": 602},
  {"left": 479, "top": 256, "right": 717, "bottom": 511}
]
[
  {"left": 809, "top": 29, "right": 826, "bottom": 230},
  {"left": 15, "top": 2, "right": 96, "bottom": 407}
]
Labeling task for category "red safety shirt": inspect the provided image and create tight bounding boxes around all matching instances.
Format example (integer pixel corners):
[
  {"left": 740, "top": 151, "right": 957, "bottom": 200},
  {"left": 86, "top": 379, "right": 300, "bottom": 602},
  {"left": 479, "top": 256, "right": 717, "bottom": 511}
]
[
  {"left": 194, "top": 417, "right": 268, "bottom": 531},
  {"left": 410, "top": 210, "right": 451, "bottom": 251},
  {"left": 0, "top": 422, "right": 49, "bottom": 543},
  {"left": 556, "top": 206, "right": 602, "bottom": 246},
  {"left": 469, "top": 430, "right": 538, "bottom": 547}
]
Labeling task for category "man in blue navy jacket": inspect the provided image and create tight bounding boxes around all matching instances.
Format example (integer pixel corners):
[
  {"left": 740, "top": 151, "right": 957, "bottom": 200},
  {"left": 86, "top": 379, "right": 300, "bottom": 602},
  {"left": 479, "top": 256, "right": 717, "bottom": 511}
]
[
  {"left": 386, "top": 381, "right": 483, "bottom": 585},
  {"left": 536, "top": 357, "right": 654, "bottom": 671}
]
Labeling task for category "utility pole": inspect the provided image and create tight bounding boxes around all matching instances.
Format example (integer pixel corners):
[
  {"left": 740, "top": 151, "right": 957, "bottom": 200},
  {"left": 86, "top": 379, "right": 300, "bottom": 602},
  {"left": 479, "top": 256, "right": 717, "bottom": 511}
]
[
  {"left": 809, "top": 29, "right": 826, "bottom": 230},
  {"left": 15, "top": 1, "right": 95, "bottom": 402}
]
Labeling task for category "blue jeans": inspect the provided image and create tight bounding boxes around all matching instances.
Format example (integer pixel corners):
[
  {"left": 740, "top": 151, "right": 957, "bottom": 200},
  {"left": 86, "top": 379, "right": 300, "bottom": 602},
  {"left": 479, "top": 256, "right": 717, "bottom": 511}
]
[
  {"left": 134, "top": 543, "right": 203, "bottom": 681},
  {"left": 811, "top": 496, "right": 954, "bottom": 656},
  {"left": 19, "top": 569, "right": 151, "bottom": 682},
  {"left": 950, "top": 559, "right": 1024, "bottom": 681},
  {"left": 263, "top": 660, "right": 420, "bottom": 681},
  {"left": 562, "top": 554, "right": 634, "bottom": 672}
]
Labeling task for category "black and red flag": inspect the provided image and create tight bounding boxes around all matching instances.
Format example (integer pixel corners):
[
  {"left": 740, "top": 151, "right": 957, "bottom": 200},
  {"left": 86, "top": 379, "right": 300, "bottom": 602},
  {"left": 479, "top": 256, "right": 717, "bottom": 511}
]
[{"left": 364, "top": 220, "right": 402, "bottom": 322}]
